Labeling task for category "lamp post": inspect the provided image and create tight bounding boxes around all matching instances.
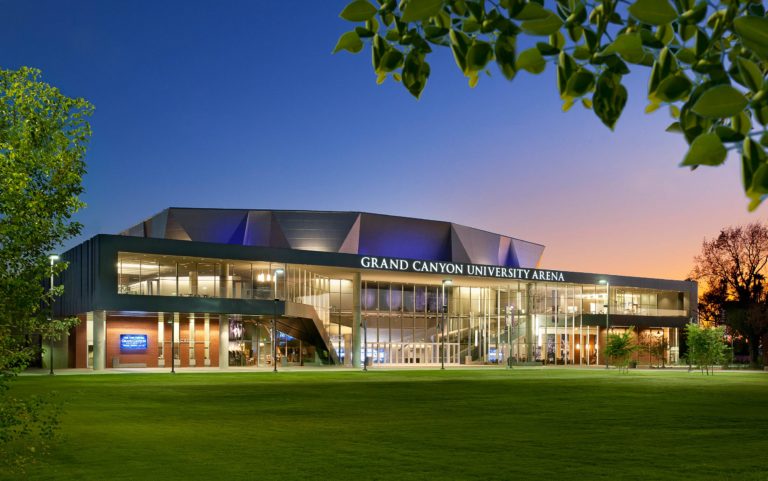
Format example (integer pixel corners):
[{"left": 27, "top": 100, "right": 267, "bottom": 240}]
[
  {"left": 506, "top": 304, "right": 514, "bottom": 369},
  {"left": 362, "top": 313, "right": 367, "bottom": 372},
  {"left": 441, "top": 279, "right": 452, "bottom": 370},
  {"left": 48, "top": 254, "right": 60, "bottom": 375},
  {"left": 273, "top": 268, "right": 284, "bottom": 373},
  {"left": 599, "top": 279, "right": 610, "bottom": 369}
]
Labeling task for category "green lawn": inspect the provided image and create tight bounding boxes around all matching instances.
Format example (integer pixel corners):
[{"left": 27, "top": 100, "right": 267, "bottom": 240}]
[{"left": 5, "top": 368, "right": 768, "bottom": 480}]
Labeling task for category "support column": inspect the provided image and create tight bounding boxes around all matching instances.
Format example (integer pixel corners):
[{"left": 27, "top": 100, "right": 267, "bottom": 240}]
[
  {"left": 352, "top": 272, "right": 362, "bottom": 369},
  {"left": 219, "top": 264, "right": 230, "bottom": 299},
  {"left": 92, "top": 310, "right": 106, "bottom": 371},
  {"left": 158, "top": 313, "right": 165, "bottom": 368},
  {"left": 525, "top": 283, "right": 534, "bottom": 362},
  {"left": 219, "top": 314, "right": 229, "bottom": 369},
  {"left": 204, "top": 313, "right": 211, "bottom": 366},
  {"left": 173, "top": 313, "right": 180, "bottom": 367},
  {"left": 343, "top": 334, "right": 353, "bottom": 367},
  {"left": 86, "top": 312, "right": 94, "bottom": 368},
  {"left": 188, "top": 314, "right": 196, "bottom": 367},
  {"left": 190, "top": 267, "right": 198, "bottom": 296}
]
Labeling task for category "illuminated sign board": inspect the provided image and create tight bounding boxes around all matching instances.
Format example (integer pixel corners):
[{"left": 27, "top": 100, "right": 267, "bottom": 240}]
[
  {"left": 120, "top": 334, "right": 148, "bottom": 351},
  {"left": 360, "top": 256, "right": 566, "bottom": 282}
]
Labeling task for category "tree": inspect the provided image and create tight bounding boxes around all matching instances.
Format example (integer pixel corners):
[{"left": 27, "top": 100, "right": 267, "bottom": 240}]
[
  {"left": 641, "top": 330, "right": 670, "bottom": 367},
  {"left": 0, "top": 67, "right": 92, "bottom": 469},
  {"left": 335, "top": 0, "right": 768, "bottom": 209},
  {"left": 692, "top": 222, "right": 768, "bottom": 367},
  {"left": 684, "top": 323, "right": 728, "bottom": 373},
  {"left": 605, "top": 326, "right": 637, "bottom": 372}
]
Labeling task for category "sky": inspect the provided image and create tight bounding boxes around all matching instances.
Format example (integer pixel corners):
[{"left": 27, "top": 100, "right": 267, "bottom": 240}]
[{"left": 1, "top": 0, "right": 760, "bottom": 280}]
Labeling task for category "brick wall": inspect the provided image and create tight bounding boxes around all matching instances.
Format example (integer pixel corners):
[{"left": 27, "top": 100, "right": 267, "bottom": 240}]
[
  {"left": 106, "top": 317, "right": 159, "bottom": 367},
  {"left": 70, "top": 315, "right": 88, "bottom": 368},
  {"left": 100, "top": 314, "right": 221, "bottom": 368}
]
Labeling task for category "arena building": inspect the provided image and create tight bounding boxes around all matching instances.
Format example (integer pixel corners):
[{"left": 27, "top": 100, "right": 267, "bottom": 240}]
[{"left": 52, "top": 208, "right": 697, "bottom": 370}]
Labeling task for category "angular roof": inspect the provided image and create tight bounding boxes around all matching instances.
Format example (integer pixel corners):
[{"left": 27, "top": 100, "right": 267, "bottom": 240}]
[{"left": 119, "top": 208, "right": 545, "bottom": 268}]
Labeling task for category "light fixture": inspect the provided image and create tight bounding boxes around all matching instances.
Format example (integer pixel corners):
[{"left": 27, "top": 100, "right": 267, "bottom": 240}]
[
  {"left": 48, "top": 255, "right": 60, "bottom": 375},
  {"left": 598, "top": 279, "right": 610, "bottom": 369}
]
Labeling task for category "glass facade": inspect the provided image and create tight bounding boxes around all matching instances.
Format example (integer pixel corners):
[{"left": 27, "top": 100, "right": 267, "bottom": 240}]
[{"left": 116, "top": 251, "right": 689, "bottom": 367}]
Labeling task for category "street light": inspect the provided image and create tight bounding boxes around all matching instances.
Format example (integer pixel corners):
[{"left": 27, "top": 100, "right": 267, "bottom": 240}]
[
  {"left": 362, "top": 313, "right": 368, "bottom": 372},
  {"left": 599, "top": 279, "right": 610, "bottom": 369},
  {"left": 48, "top": 254, "right": 60, "bottom": 375},
  {"left": 441, "top": 279, "right": 452, "bottom": 370},
  {"left": 273, "top": 268, "right": 284, "bottom": 373}
]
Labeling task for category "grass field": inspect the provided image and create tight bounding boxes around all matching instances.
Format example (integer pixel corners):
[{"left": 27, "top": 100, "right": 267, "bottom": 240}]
[{"left": 5, "top": 368, "right": 768, "bottom": 480}]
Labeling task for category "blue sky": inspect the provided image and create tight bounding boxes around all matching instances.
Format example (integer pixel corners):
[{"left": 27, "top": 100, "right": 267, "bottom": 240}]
[{"left": 1, "top": 0, "right": 758, "bottom": 278}]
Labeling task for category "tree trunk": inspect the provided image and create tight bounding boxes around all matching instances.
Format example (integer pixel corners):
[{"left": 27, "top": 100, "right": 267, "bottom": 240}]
[{"left": 748, "top": 334, "right": 761, "bottom": 368}]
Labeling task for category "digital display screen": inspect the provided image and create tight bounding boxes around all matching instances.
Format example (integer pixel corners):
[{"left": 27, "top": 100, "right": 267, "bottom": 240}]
[{"left": 120, "top": 334, "right": 147, "bottom": 351}]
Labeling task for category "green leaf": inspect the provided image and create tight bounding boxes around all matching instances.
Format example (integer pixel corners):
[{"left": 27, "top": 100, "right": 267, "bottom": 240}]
[
  {"left": 468, "top": 71, "right": 479, "bottom": 88},
  {"left": 733, "top": 16, "right": 768, "bottom": 61},
  {"left": 466, "top": 42, "right": 493, "bottom": 71},
  {"left": 573, "top": 45, "right": 591, "bottom": 60},
  {"left": 565, "top": 70, "right": 595, "bottom": 97},
  {"left": 604, "top": 33, "right": 645, "bottom": 64},
  {"left": 681, "top": 133, "right": 727, "bottom": 167},
  {"left": 645, "top": 102, "right": 661, "bottom": 114},
  {"left": 557, "top": 52, "right": 578, "bottom": 96},
  {"left": 401, "top": 0, "right": 444, "bottom": 22},
  {"left": 680, "top": 2, "right": 708, "bottom": 25},
  {"left": 494, "top": 34, "right": 517, "bottom": 81},
  {"left": 735, "top": 57, "right": 763, "bottom": 94},
  {"left": 628, "top": 0, "right": 678, "bottom": 25},
  {"left": 332, "top": 31, "right": 364, "bottom": 54},
  {"left": 593, "top": 72, "right": 628, "bottom": 130},
  {"left": 340, "top": 0, "right": 378, "bottom": 21},
  {"left": 402, "top": 50, "right": 431, "bottom": 98},
  {"left": 747, "top": 193, "right": 764, "bottom": 212},
  {"left": 714, "top": 126, "right": 743, "bottom": 143},
  {"left": 655, "top": 24, "right": 674, "bottom": 45},
  {"left": 520, "top": 12, "right": 563, "bottom": 36},
  {"left": 732, "top": 111, "right": 752, "bottom": 136},
  {"left": 666, "top": 121, "right": 682, "bottom": 133},
  {"left": 749, "top": 164, "right": 768, "bottom": 196},
  {"left": 743, "top": 137, "right": 767, "bottom": 190},
  {"left": 378, "top": 49, "right": 404, "bottom": 72},
  {"left": 692, "top": 85, "right": 749, "bottom": 119},
  {"left": 385, "top": 29, "right": 401, "bottom": 41},
  {"left": 516, "top": 48, "right": 546, "bottom": 74},
  {"left": 654, "top": 73, "right": 692, "bottom": 102},
  {"left": 675, "top": 48, "right": 696, "bottom": 64},
  {"left": 536, "top": 42, "right": 560, "bottom": 56},
  {"left": 513, "top": 2, "right": 550, "bottom": 20},
  {"left": 756, "top": 103, "right": 768, "bottom": 127},
  {"left": 449, "top": 29, "right": 471, "bottom": 73}
]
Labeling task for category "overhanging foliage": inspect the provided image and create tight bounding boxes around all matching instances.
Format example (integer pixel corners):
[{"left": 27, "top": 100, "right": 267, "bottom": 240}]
[{"left": 336, "top": 0, "right": 768, "bottom": 209}]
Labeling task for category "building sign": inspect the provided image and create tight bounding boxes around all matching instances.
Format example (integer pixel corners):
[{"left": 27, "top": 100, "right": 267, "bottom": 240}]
[
  {"left": 120, "top": 334, "right": 148, "bottom": 351},
  {"left": 360, "top": 256, "right": 566, "bottom": 282}
]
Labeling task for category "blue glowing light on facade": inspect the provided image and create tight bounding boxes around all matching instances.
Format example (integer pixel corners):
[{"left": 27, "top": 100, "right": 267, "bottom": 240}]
[{"left": 120, "top": 334, "right": 148, "bottom": 351}]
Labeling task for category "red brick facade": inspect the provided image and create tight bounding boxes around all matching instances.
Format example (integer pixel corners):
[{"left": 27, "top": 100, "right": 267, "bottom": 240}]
[{"left": 69, "top": 313, "right": 221, "bottom": 369}]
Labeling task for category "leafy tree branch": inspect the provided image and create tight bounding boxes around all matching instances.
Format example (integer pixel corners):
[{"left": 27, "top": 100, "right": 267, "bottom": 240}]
[{"left": 335, "top": 0, "right": 768, "bottom": 209}]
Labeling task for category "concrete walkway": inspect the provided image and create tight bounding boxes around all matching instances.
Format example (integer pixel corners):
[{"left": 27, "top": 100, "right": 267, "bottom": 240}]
[{"left": 21, "top": 364, "right": 767, "bottom": 375}]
